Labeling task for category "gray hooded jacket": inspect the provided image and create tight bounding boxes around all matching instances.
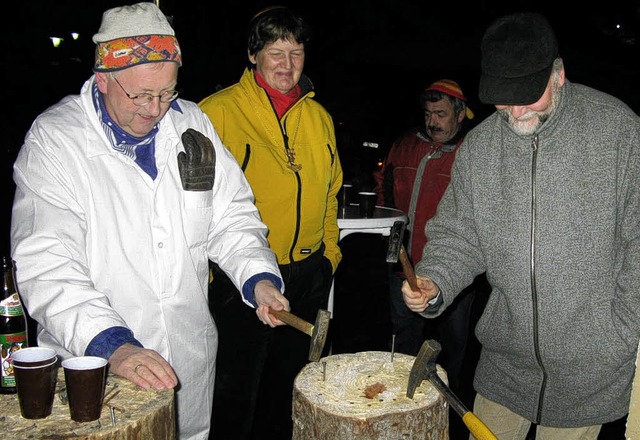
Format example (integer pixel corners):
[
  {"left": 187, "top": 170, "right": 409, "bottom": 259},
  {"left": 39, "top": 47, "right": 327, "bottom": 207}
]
[{"left": 416, "top": 80, "right": 640, "bottom": 426}]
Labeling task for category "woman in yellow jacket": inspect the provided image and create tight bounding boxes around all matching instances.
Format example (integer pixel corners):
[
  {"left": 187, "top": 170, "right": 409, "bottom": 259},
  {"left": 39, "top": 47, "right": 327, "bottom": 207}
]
[{"left": 199, "top": 6, "right": 343, "bottom": 440}]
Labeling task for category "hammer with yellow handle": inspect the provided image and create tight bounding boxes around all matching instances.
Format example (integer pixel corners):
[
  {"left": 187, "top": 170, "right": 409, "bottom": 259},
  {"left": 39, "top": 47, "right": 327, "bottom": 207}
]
[{"left": 407, "top": 339, "right": 498, "bottom": 440}]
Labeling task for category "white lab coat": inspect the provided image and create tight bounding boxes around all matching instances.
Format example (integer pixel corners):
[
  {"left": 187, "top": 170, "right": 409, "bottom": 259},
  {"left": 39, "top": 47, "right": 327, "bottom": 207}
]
[{"left": 10, "top": 76, "right": 282, "bottom": 439}]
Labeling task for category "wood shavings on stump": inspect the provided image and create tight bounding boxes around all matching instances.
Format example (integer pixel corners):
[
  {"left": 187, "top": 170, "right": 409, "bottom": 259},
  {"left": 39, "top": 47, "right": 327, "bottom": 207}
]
[
  {"left": 1, "top": 370, "right": 175, "bottom": 439},
  {"left": 292, "top": 351, "right": 448, "bottom": 439}
]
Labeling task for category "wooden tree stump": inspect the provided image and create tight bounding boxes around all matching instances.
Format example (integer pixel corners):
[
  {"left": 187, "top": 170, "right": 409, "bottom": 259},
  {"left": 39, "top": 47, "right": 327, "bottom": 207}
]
[
  {"left": 293, "top": 351, "right": 448, "bottom": 439},
  {"left": 1, "top": 370, "right": 175, "bottom": 439}
]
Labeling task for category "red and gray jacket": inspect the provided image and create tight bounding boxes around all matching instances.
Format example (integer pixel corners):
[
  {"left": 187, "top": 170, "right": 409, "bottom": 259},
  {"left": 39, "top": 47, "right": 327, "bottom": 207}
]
[{"left": 373, "top": 128, "right": 464, "bottom": 264}]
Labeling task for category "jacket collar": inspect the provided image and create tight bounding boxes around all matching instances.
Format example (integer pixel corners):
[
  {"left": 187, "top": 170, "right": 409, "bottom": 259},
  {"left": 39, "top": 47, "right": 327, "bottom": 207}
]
[
  {"left": 502, "top": 79, "right": 569, "bottom": 138},
  {"left": 417, "top": 126, "right": 466, "bottom": 152},
  {"left": 538, "top": 79, "right": 568, "bottom": 136},
  {"left": 240, "top": 68, "right": 316, "bottom": 103},
  {"left": 80, "top": 76, "right": 181, "bottom": 158}
]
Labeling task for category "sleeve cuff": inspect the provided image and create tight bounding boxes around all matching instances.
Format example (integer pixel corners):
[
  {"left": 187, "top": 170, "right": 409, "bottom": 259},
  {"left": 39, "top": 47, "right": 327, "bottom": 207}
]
[
  {"left": 241, "top": 272, "right": 284, "bottom": 307},
  {"left": 85, "top": 326, "right": 143, "bottom": 359},
  {"left": 423, "top": 290, "right": 443, "bottom": 316},
  {"left": 428, "top": 290, "right": 442, "bottom": 305}
]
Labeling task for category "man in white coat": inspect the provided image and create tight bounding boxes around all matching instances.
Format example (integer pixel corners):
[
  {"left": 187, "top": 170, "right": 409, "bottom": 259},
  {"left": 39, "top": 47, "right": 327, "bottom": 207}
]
[{"left": 10, "top": 3, "right": 289, "bottom": 439}]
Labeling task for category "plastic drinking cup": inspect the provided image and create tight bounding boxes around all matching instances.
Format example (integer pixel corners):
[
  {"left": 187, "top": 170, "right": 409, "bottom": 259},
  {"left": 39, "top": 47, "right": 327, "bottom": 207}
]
[
  {"left": 358, "top": 192, "right": 377, "bottom": 218},
  {"left": 62, "top": 356, "right": 108, "bottom": 422},
  {"left": 13, "top": 350, "right": 58, "bottom": 419}
]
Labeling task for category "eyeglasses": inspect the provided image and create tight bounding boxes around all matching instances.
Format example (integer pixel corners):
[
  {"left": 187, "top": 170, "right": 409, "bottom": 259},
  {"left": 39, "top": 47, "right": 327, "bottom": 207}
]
[{"left": 110, "top": 74, "right": 179, "bottom": 106}]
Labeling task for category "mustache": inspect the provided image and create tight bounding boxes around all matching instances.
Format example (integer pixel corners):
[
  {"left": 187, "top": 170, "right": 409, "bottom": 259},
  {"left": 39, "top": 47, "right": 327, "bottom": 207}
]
[{"left": 428, "top": 126, "right": 442, "bottom": 132}]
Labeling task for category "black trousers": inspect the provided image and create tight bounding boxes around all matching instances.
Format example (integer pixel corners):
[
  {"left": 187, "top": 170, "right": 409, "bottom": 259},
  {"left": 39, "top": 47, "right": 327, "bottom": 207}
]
[{"left": 208, "top": 247, "right": 333, "bottom": 440}]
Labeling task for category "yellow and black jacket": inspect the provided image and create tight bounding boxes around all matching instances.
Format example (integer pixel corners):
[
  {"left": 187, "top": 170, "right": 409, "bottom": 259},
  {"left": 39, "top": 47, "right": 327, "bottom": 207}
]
[{"left": 199, "top": 68, "right": 342, "bottom": 272}]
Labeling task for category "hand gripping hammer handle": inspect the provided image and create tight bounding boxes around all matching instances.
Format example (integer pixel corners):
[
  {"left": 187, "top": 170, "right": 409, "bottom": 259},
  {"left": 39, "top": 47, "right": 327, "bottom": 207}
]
[
  {"left": 269, "top": 309, "right": 313, "bottom": 336},
  {"left": 399, "top": 245, "right": 419, "bottom": 291}
]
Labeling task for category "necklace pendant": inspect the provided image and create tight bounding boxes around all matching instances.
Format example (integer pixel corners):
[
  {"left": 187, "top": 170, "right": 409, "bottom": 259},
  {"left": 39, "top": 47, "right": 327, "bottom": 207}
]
[{"left": 286, "top": 148, "right": 301, "bottom": 172}]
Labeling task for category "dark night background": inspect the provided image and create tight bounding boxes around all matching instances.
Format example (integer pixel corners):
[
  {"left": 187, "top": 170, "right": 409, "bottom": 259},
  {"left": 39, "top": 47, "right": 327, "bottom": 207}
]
[
  {"left": 1, "top": 1, "right": 639, "bottom": 437},
  {"left": 3, "top": 0, "right": 640, "bottom": 256}
]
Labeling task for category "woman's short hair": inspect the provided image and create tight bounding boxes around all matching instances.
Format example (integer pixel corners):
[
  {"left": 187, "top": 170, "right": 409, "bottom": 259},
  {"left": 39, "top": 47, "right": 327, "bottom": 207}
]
[{"left": 247, "top": 6, "right": 311, "bottom": 56}]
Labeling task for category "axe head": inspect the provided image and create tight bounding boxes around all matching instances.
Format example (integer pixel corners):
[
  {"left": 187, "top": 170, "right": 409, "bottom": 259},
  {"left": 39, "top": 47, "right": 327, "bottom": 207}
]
[
  {"left": 406, "top": 339, "right": 441, "bottom": 398},
  {"left": 308, "top": 309, "right": 331, "bottom": 362},
  {"left": 386, "top": 220, "right": 407, "bottom": 263}
]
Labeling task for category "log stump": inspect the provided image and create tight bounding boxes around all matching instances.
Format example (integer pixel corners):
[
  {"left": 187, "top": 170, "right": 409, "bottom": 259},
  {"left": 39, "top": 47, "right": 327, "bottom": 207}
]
[
  {"left": 1, "top": 370, "right": 175, "bottom": 439},
  {"left": 293, "top": 351, "right": 448, "bottom": 439}
]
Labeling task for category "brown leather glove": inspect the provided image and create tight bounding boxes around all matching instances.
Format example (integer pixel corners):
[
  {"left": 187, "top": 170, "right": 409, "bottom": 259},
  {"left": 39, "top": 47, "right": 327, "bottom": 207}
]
[{"left": 178, "top": 129, "right": 216, "bottom": 191}]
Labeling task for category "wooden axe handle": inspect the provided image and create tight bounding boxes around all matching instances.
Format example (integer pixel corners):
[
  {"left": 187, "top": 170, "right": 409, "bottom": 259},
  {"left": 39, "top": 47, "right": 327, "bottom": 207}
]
[
  {"left": 399, "top": 245, "right": 419, "bottom": 291},
  {"left": 269, "top": 309, "right": 314, "bottom": 336}
]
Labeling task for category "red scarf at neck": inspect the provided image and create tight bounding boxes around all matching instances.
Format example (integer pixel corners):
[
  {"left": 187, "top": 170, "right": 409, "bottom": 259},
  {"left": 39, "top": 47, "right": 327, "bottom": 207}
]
[{"left": 254, "top": 70, "right": 301, "bottom": 119}]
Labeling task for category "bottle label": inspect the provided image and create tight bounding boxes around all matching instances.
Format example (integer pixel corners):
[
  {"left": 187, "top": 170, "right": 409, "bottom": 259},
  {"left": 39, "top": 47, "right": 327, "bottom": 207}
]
[
  {"left": 0, "top": 293, "right": 24, "bottom": 317},
  {"left": 0, "top": 332, "right": 27, "bottom": 388}
]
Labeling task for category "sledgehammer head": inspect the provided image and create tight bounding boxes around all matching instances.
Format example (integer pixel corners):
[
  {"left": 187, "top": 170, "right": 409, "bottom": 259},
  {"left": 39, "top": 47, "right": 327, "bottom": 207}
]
[
  {"left": 406, "top": 339, "right": 441, "bottom": 398},
  {"left": 309, "top": 309, "right": 331, "bottom": 362}
]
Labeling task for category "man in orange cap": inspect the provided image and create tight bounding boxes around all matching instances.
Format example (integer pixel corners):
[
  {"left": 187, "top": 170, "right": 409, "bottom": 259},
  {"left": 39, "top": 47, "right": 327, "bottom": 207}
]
[{"left": 373, "top": 79, "right": 485, "bottom": 402}]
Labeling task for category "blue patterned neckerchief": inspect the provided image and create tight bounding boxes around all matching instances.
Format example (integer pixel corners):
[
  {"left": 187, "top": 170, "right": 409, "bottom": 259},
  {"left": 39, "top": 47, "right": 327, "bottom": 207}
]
[{"left": 92, "top": 82, "right": 181, "bottom": 180}]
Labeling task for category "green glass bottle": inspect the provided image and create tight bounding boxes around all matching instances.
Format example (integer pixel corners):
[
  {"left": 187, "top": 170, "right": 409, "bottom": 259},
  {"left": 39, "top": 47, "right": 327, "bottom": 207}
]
[{"left": 0, "top": 256, "right": 28, "bottom": 394}]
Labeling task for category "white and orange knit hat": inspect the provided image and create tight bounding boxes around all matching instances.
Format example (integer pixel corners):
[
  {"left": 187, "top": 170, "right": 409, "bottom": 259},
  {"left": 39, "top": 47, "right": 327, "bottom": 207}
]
[
  {"left": 92, "top": 2, "right": 182, "bottom": 73},
  {"left": 425, "top": 79, "right": 474, "bottom": 119}
]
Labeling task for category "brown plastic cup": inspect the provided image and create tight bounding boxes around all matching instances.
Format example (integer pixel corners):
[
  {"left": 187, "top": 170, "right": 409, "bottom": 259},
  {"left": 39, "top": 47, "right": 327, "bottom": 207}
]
[
  {"left": 358, "top": 192, "right": 377, "bottom": 218},
  {"left": 62, "top": 356, "right": 108, "bottom": 422},
  {"left": 13, "top": 357, "right": 58, "bottom": 419},
  {"left": 12, "top": 347, "right": 57, "bottom": 368}
]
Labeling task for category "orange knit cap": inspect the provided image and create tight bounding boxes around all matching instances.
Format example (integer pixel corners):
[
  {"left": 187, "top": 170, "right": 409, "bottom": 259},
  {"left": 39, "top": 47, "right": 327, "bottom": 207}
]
[{"left": 425, "top": 79, "right": 474, "bottom": 119}]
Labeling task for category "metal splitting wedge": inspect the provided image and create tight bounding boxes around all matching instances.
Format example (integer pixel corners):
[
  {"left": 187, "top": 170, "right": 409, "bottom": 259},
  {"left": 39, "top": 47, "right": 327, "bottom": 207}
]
[
  {"left": 269, "top": 308, "right": 331, "bottom": 362},
  {"left": 407, "top": 339, "right": 498, "bottom": 440}
]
